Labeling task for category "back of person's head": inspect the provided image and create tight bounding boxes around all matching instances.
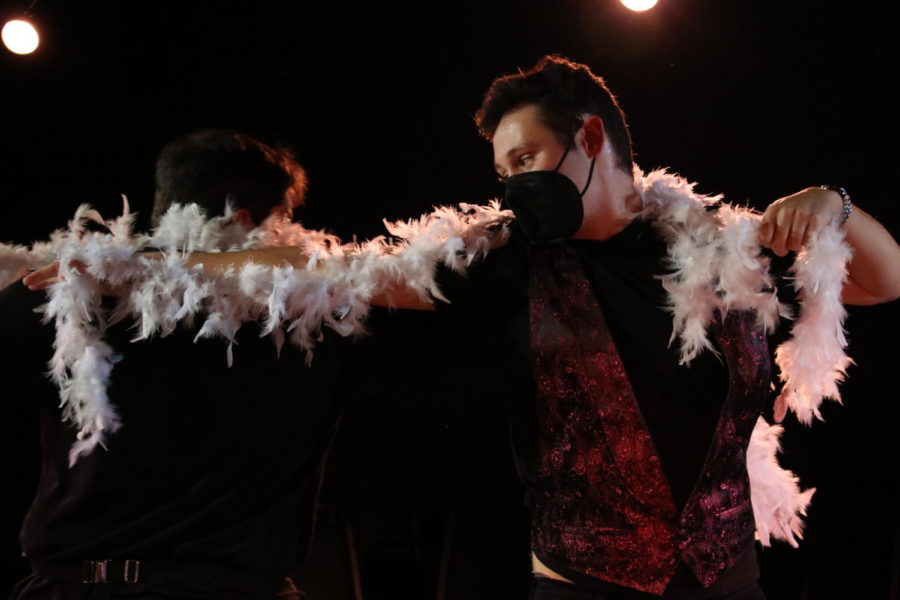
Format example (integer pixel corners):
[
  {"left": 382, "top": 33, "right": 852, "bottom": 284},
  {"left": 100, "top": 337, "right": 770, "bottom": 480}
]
[
  {"left": 475, "top": 55, "right": 634, "bottom": 173},
  {"left": 151, "top": 129, "right": 308, "bottom": 228}
]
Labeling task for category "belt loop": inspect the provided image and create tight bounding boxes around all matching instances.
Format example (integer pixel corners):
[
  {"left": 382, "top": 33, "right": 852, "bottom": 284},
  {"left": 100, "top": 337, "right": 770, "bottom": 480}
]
[
  {"left": 82, "top": 560, "right": 109, "bottom": 583},
  {"left": 124, "top": 559, "right": 141, "bottom": 583}
]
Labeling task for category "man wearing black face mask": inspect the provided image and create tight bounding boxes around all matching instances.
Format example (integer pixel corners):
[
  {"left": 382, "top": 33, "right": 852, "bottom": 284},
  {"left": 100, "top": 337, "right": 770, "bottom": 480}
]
[
  {"left": 431, "top": 56, "right": 900, "bottom": 600},
  {"left": 501, "top": 141, "right": 590, "bottom": 245}
]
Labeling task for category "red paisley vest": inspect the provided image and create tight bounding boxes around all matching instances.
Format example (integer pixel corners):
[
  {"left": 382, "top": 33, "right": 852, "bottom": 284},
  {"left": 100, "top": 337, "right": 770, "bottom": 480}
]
[{"left": 528, "top": 242, "right": 770, "bottom": 595}]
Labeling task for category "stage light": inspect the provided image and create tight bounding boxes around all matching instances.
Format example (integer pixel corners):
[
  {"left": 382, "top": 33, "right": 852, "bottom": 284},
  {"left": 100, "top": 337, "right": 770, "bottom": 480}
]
[
  {"left": 2, "top": 18, "right": 39, "bottom": 55},
  {"left": 621, "top": 0, "right": 658, "bottom": 12}
]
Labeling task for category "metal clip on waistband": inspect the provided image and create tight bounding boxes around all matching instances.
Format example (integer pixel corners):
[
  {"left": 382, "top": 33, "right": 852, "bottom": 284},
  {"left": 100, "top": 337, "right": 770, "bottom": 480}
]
[
  {"left": 35, "top": 557, "right": 282, "bottom": 587},
  {"left": 81, "top": 559, "right": 141, "bottom": 583}
]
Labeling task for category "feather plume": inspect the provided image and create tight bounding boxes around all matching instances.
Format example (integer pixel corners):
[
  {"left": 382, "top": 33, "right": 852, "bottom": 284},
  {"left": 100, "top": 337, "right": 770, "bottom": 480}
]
[
  {"left": 774, "top": 224, "right": 853, "bottom": 424},
  {"left": 16, "top": 198, "right": 510, "bottom": 463},
  {"left": 748, "top": 417, "right": 815, "bottom": 547}
]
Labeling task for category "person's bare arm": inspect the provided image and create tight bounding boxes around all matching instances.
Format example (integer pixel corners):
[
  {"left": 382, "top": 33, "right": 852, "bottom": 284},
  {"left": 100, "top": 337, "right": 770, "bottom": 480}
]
[
  {"left": 758, "top": 187, "right": 900, "bottom": 305},
  {"left": 22, "top": 247, "right": 437, "bottom": 310}
]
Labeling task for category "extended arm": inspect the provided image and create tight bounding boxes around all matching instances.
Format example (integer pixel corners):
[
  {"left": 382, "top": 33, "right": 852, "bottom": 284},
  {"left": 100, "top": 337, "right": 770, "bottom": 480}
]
[
  {"left": 758, "top": 187, "right": 900, "bottom": 305},
  {"left": 22, "top": 246, "right": 435, "bottom": 310}
]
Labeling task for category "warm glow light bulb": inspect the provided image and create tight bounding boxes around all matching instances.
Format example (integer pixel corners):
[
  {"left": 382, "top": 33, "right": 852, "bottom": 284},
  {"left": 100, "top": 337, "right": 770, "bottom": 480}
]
[
  {"left": 2, "top": 19, "right": 40, "bottom": 55},
  {"left": 621, "top": 0, "right": 659, "bottom": 12}
]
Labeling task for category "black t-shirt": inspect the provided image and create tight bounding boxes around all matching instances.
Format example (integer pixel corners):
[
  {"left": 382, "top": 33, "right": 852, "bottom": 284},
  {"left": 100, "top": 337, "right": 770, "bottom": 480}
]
[
  {"left": 0, "top": 281, "right": 348, "bottom": 596},
  {"left": 436, "top": 219, "right": 791, "bottom": 597}
]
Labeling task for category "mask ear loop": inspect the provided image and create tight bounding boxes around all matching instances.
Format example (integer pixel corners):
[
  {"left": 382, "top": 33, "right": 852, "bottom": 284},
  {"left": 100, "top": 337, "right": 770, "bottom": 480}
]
[
  {"left": 552, "top": 142, "right": 573, "bottom": 172},
  {"left": 580, "top": 157, "right": 596, "bottom": 196},
  {"left": 554, "top": 139, "right": 596, "bottom": 196}
]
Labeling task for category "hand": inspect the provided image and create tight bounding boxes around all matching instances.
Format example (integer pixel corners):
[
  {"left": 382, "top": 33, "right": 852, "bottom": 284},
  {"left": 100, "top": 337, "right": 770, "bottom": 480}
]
[
  {"left": 22, "top": 261, "right": 126, "bottom": 297},
  {"left": 758, "top": 187, "right": 843, "bottom": 256},
  {"left": 23, "top": 261, "right": 69, "bottom": 291}
]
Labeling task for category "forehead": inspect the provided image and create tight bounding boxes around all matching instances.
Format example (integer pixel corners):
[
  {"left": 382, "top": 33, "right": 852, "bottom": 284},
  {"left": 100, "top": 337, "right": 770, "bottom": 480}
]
[{"left": 491, "top": 104, "right": 561, "bottom": 161}]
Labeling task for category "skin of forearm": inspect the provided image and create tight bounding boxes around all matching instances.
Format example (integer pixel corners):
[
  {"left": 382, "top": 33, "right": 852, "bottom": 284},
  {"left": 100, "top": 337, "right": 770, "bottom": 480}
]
[
  {"left": 183, "top": 246, "right": 307, "bottom": 272},
  {"left": 178, "top": 247, "right": 434, "bottom": 310}
]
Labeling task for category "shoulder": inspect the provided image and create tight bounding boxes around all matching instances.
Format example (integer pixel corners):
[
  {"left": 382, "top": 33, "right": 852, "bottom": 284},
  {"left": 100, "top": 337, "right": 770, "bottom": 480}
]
[{"left": 435, "top": 226, "right": 529, "bottom": 308}]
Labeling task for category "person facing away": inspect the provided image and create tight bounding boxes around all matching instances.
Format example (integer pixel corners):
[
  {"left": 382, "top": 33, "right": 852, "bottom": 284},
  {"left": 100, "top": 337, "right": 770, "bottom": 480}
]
[{"left": 5, "top": 129, "right": 347, "bottom": 600}]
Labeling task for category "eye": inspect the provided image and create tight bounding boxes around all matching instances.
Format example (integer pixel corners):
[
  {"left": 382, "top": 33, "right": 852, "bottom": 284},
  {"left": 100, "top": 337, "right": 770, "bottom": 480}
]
[{"left": 517, "top": 154, "right": 534, "bottom": 168}]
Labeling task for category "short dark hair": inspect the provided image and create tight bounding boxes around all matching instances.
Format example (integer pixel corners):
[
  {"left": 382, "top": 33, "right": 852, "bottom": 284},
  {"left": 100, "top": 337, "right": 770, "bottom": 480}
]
[
  {"left": 151, "top": 129, "right": 307, "bottom": 227},
  {"left": 475, "top": 55, "right": 634, "bottom": 173}
]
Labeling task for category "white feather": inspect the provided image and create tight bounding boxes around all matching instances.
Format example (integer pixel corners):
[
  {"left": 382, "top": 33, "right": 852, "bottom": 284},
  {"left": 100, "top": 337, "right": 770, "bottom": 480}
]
[
  {"left": 747, "top": 417, "right": 815, "bottom": 547},
  {"left": 774, "top": 225, "right": 853, "bottom": 424}
]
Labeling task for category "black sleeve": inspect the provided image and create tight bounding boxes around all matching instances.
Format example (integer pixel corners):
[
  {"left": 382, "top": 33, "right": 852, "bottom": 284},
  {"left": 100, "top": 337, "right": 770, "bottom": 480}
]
[
  {"left": 0, "top": 282, "right": 56, "bottom": 399},
  {"left": 0, "top": 283, "right": 50, "bottom": 586},
  {"left": 432, "top": 231, "right": 528, "bottom": 316},
  {"left": 433, "top": 261, "right": 488, "bottom": 312}
]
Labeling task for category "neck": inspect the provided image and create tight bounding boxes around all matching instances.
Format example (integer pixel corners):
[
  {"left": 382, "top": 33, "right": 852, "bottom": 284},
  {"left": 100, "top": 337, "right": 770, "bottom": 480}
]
[{"left": 573, "top": 163, "right": 642, "bottom": 241}]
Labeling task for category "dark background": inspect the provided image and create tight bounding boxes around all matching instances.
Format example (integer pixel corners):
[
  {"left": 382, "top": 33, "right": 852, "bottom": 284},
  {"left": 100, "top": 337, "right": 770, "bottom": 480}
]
[{"left": 1, "top": 1, "right": 897, "bottom": 599}]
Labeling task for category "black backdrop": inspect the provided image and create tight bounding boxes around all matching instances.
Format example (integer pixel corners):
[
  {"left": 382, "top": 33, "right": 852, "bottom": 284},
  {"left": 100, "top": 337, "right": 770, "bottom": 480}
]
[{"left": 1, "top": 1, "right": 898, "bottom": 599}]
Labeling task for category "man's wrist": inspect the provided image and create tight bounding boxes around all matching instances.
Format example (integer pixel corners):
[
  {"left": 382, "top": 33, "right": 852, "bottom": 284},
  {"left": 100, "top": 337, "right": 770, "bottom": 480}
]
[{"left": 820, "top": 185, "right": 852, "bottom": 226}]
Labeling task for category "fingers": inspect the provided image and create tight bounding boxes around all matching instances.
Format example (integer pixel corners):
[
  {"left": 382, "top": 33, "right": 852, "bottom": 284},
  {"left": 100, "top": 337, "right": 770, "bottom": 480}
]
[
  {"left": 757, "top": 199, "right": 780, "bottom": 250},
  {"left": 759, "top": 187, "right": 839, "bottom": 255},
  {"left": 769, "top": 209, "right": 792, "bottom": 256},
  {"left": 757, "top": 218, "right": 775, "bottom": 249},
  {"left": 22, "top": 261, "right": 86, "bottom": 291},
  {"left": 786, "top": 218, "right": 809, "bottom": 253},
  {"left": 758, "top": 204, "right": 794, "bottom": 256},
  {"left": 23, "top": 262, "right": 61, "bottom": 290},
  {"left": 759, "top": 207, "right": 821, "bottom": 256},
  {"left": 32, "top": 276, "right": 64, "bottom": 289}
]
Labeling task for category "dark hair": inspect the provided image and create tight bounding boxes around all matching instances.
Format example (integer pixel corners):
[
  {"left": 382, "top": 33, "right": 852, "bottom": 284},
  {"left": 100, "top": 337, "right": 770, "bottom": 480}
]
[
  {"left": 475, "top": 55, "right": 633, "bottom": 173},
  {"left": 151, "top": 129, "right": 307, "bottom": 227}
]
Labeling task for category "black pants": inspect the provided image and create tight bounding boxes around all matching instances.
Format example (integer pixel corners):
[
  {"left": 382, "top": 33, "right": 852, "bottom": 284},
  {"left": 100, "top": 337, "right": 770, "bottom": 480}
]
[{"left": 528, "top": 577, "right": 767, "bottom": 600}]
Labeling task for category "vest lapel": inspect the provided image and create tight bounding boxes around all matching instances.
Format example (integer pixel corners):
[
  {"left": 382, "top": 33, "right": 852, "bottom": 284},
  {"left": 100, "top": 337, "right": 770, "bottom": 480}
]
[
  {"left": 529, "top": 242, "right": 675, "bottom": 512},
  {"left": 528, "top": 242, "right": 679, "bottom": 593}
]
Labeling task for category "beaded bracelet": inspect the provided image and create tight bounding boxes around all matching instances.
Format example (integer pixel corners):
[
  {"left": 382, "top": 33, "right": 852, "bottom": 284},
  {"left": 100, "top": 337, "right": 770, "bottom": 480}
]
[{"left": 821, "top": 185, "right": 852, "bottom": 226}]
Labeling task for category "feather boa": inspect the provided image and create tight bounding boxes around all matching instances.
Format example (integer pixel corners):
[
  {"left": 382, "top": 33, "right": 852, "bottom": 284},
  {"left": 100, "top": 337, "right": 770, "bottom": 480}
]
[
  {"left": 0, "top": 168, "right": 849, "bottom": 544},
  {"left": 747, "top": 417, "right": 816, "bottom": 547},
  {"left": 0, "top": 198, "right": 512, "bottom": 464},
  {"left": 634, "top": 168, "right": 847, "bottom": 545},
  {"left": 636, "top": 169, "right": 852, "bottom": 428}
]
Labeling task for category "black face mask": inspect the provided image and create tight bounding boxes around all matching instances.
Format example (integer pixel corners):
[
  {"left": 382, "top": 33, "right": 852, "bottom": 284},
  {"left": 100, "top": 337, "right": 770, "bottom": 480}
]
[{"left": 503, "top": 145, "right": 595, "bottom": 245}]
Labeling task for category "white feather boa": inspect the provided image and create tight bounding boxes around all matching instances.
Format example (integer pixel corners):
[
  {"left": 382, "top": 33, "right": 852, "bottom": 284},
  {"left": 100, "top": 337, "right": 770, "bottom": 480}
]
[
  {"left": 635, "top": 168, "right": 849, "bottom": 546},
  {"left": 0, "top": 198, "right": 512, "bottom": 463},
  {"left": 747, "top": 417, "right": 816, "bottom": 547},
  {"left": 636, "top": 169, "right": 852, "bottom": 429},
  {"left": 0, "top": 168, "right": 850, "bottom": 545}
]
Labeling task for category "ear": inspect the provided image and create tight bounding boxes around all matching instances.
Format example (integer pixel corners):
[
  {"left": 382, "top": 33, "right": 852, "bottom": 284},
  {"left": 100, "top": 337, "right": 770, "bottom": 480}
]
[
  {"left": 579, "top": 116, "right": 606, "bottom": 158},
  {"left": 232, "top": 208, "right": 257, "bottom": 228}
]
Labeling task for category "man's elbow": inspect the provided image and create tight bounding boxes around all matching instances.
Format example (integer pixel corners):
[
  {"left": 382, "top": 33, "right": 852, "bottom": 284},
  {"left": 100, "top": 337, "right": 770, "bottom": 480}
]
[{"left": 842, "top": 276, "right": 900, "bottom": 306}]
